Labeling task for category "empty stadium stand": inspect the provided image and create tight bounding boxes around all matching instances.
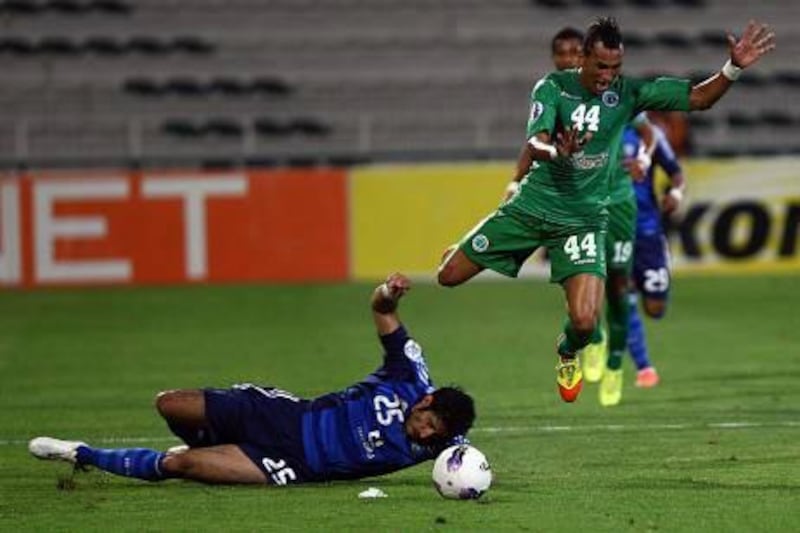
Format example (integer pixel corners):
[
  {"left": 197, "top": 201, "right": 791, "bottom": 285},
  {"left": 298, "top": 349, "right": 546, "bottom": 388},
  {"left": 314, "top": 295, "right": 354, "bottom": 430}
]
[{"left": 0, "top": 0, "right": 797, "bottom": 167}]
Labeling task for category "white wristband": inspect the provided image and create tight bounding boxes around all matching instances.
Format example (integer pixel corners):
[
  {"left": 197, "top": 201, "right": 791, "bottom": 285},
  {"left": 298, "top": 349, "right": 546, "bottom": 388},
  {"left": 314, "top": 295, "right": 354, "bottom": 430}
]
[
  {"left": 668, "top": 187, "right": 684, "bottom": 203},
  {"left": 721, "top": 59, "right": 742, "bottom": 81},
  {"left": 636, "top": 150, "right": 652, "bottom": 171},
  {"left": 379, "top": 283, "right": 392, "bottom": 298},
  {"left": 505, "top": 181, "right": 520, "bottom": 195},
  {"left": 529, "top": 138, "right": 558, "bottom": 161}
]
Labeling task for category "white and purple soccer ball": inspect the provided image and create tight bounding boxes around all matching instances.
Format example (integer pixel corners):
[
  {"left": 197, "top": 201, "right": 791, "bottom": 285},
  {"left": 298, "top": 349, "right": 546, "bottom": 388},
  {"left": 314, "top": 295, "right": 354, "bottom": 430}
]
[{"left": 432, "top": 444, "right": 492, "bottom": 500}]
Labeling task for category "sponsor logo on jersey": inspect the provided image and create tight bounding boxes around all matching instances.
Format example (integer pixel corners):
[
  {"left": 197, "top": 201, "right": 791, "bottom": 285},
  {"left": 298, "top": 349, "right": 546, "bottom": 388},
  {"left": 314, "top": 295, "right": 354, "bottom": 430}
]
[
  {"left": 529, "top": 101, "right": 544, "bottom": 122},
  {"left": 602, "top": 90, "right": 620, "bottom": 108},
  {"left": 471, "top": 234, "right": 490, "bottom": 253},
  {"left": 571, "top": 152, "right": 609, "bottom": 170},
  {"left": 403, "top": 340, "right": 423, "bottom": 362}
]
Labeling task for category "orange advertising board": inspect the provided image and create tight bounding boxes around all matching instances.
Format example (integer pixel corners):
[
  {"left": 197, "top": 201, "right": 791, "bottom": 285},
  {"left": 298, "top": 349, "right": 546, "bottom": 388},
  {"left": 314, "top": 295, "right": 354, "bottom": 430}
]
[{"left": 0, "top": 169, "right": 348, "bottom": 287}]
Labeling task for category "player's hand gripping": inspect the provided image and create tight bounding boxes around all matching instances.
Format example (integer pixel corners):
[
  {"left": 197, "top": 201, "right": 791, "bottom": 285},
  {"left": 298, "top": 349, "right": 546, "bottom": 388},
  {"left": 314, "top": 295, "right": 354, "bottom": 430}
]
[
  {"left": 380, "top": 273, "right": 411, "bottom": 300},
  {"left": 728, "top": 20, "right": 775, "bottom": 68},
  {"left": 661, "top": 189, "right": 682, "bottom": 215},
  {"left": 555, "top": 126, "right": 593, "bottom": 158}
]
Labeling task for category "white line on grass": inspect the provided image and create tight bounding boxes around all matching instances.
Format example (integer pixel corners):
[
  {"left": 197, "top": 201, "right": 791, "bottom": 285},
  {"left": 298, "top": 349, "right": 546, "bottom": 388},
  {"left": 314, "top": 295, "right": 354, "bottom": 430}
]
[{"left": 2, "top": 420, "right": 798, "bottom": 447}]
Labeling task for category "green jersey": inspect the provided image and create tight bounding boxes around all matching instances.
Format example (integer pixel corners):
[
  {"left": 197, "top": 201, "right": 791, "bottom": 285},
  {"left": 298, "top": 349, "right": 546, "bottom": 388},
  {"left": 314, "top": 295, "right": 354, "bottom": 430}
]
[{"left": 508, "top": 69, "right": 690, "bottom": 224}]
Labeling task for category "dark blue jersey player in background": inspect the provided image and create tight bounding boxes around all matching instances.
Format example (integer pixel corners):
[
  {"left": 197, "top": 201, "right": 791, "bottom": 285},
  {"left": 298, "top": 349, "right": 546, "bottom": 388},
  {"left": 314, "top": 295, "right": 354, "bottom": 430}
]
[
  {"left": 29, "top": 273, "right": 476, "bottom": 486},
  {"left": 621, "top": 122, "right": 685, "bottom": 388}
]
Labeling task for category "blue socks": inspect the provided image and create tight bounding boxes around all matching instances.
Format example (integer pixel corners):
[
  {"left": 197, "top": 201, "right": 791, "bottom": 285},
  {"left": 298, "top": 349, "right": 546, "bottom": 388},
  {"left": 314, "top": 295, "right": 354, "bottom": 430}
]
[
  {"left": 76, "top": 446, "right": 169, "bottom": 481},
  {"left": 627, "top": 293, "right": 651, "bottom": 370}
]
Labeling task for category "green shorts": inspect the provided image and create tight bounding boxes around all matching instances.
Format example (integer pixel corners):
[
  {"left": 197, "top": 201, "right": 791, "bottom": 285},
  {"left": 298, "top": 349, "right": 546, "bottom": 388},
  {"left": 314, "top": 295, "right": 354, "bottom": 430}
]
[
  {"left": 457, "top": 208, "right": 607, "bottom": 284},
  {"left": 606, "top": 196, "right": 637, "bottom": 274}
]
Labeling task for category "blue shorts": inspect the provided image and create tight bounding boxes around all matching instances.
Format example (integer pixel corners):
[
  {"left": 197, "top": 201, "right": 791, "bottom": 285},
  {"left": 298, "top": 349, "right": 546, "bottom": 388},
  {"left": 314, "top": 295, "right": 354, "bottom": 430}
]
[
  {"left": 203, "top": 384, "right": 319, "bottom": 485},
  {"left": 632, "top": 233, "right": 671, "bottom": 301}
]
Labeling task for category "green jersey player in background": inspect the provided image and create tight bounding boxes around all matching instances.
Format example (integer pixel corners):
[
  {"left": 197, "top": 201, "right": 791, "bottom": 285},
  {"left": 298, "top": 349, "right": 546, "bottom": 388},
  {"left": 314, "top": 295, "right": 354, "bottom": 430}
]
[{"left": 438, "top": 17, "right": 774, "bottom": 403}]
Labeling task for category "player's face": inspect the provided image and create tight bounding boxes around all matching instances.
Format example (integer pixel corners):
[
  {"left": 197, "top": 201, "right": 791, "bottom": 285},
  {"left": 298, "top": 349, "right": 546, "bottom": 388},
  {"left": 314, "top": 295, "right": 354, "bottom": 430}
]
[
  {"left": 581, "top": 41, "right": 623, "bottom": 95},
  {"left": 552, "top": 38, "right": 583, "bottom": 71},
  {"left": 405, "top": 397, "right": 446, "bottom": 443}
]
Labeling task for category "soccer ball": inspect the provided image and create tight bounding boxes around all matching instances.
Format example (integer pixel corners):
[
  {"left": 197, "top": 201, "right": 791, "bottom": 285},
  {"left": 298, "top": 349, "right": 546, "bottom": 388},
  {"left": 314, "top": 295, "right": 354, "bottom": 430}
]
[{"left": 432, "top": 444, "right": 492, "bottom": 500}]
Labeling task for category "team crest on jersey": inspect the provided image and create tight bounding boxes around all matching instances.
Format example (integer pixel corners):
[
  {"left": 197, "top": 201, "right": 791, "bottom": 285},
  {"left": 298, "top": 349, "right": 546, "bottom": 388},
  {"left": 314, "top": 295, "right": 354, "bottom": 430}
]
[
  {"left": 471, "top": 234, "right": 490, "bottom": 253},
  {"left": 529, "top": 101, "right": 544, "bottom": 122},
  {"left": 601, "top": 90, "right": 619, "bottom": 108},
  {"left": 404, "top": 340, "right": 423, "bottom": 362}
]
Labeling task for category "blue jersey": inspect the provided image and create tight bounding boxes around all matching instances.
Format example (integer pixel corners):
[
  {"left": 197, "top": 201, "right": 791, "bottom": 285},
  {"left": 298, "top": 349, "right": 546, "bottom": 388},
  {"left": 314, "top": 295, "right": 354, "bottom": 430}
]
[
  {"left": 622, "top": 125, "right": 682, "bottom": 237},
  {"left": 301, "top": 325, "right": 441, "bottom": 481}
]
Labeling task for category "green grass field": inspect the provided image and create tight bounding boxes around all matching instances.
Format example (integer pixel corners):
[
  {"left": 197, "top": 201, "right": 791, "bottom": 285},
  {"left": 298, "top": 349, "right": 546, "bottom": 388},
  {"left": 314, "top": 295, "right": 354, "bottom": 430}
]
[{"left": 1, "top": 275, "right": 799, "bottom": 532}]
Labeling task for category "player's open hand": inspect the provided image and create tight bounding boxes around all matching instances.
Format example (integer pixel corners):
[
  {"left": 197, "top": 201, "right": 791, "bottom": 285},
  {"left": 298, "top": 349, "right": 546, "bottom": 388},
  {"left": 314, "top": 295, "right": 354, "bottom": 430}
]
[
  {"left": 555, "top": 126, "right": 592, "bottom": 158},
  {"left": 383, "top": 273, "right": 411, "bottom": 299},
  {"left": 728, "top": 20, "right": 775, "bottom": 68}
]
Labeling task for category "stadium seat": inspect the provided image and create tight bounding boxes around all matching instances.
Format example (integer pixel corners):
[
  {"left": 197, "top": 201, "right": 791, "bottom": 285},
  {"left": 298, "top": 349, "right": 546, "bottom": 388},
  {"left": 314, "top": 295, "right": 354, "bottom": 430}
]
[
  {"left": 209, "top": 77, "right": 250, "bottom": 97},
  {"left": 759, "top": 111, "right": 794, "bottom": 128},
  {"left": 697, "top": 30, "right": 727, "bottom": 47},
  {"left": 688, "top": 114, "right": 714, "bottom": 130},
  {"left": 123, "top": 77, "right": 164, "bottom": 97},
  {"left": 88, "top": 0, "right": 132, "bottom": 14},
  {"left": 0, "top": 37, "right": 36, "bottom": 55},
  {"left": 772, "top": 71, "right": 800, "bottom": 87},
  {"left": 83, "top": 36, "right": 126, "bottom": 56},
  {"left": 161, "top": 119, "right": 204, "bottom": 138},
  {"left": 253, "top": 118, "right": 292, "bottom": 138},
  {"left": 290, "top": 118, "right": 332, "bottom": 137},
  {"left": 126, "top": 36, "right": 170, "bottom": 56},
  {"left": 163, "top": 77, "right": 207, "bottom": 98},
  {"left": 671, "top": 0, "right": 705, "bottom": 6},
  {"left": 1, "top": 0, "right": 42, "bottom": 15},
  {"left": 726, "top": 112, "right": 758, "bottom": 128},
  {"left": 251, "top": 77, "right": 293, "bottom": 96},
  {"left": 654, "top": 32, "right": 693, "bottom": 49},
  {"left": 45, "top": 0, "right": 89, "bottom": 14},
  {"left": 170, "top": 36, "right": 215, "bottom": 55},
  {"left": 625, "top": 0, "right": 661, "bottom": 8},
  {"left": 205, "top": 118, "right": 244, "bottom": 137},
  {"left": 532, "top": 0, "right": 569, "bottom": 9},
  {"left": 37, "top": 37, "right": 82, "bottom": 56}
]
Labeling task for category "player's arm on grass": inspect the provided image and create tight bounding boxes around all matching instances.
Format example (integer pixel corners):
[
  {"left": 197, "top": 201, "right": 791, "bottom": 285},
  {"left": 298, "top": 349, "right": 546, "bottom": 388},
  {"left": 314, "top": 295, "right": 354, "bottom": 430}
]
[
  {"left": 689, "top": 20, "right": 775, "bottom": 110},
  {"left": 371, "top": 273, "right": 411, "bottom": 335}
]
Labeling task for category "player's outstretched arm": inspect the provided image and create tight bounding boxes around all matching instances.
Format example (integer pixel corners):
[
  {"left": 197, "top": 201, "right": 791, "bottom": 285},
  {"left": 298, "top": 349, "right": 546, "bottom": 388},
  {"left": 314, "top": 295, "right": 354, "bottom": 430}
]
[
  {"left": 371, "top": 272, "right": 411, "bottom": 335},
  {"left": 689, "top": 20, "right": 775, "bottom": 111}
]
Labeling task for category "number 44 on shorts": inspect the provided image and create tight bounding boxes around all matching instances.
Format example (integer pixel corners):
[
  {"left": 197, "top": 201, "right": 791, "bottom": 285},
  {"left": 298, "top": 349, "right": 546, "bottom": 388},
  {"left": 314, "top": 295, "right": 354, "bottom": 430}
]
[{"left": 563, "top": 233, "right": 597, "bottom": 262}]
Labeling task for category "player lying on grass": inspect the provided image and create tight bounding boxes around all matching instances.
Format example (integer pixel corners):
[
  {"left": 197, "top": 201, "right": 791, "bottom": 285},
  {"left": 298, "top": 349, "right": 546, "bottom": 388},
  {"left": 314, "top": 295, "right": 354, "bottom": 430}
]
[{"left": 29, "top": 273, "right": 476, "bottom": 486}]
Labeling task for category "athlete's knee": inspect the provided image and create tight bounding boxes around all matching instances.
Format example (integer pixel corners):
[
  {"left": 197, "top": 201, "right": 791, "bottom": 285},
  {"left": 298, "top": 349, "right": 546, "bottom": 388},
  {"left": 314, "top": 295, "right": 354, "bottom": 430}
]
[
  {"left": 437, "top": 250, "right": 478, "bottom": 287},
  {"left": 155, "top": 389, "right": 201, "bottom": 420},
  {"left": 643, "top": 299, "right": 667, "bottom": 319},
  {"left": 569, "top": 309, "right": 597, "bottom": 336},
  {"left": 437, "top": 266, "right": 462, "bottom": 287}
]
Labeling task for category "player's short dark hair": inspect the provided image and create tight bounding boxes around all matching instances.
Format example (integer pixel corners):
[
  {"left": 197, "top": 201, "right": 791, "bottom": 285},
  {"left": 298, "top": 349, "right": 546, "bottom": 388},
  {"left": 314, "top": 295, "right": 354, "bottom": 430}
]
[
  {"left": 551, "top": 27, "right": 585, "bottom": 54},
  {"left": 583, "top": 16, "right": 623, "bottom": 55},
  {"left": 430, "top": 386, "right": 476, "bottom": 440}
]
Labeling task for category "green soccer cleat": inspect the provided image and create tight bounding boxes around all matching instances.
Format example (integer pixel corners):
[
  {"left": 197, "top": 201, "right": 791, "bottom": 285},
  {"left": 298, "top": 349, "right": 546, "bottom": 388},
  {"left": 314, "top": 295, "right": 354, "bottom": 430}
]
[
  {"left": 580, "top": 333, "right": 607, "bottom": 383},
  {"left": 599, "top": 368, "right": 623, "bottom": 407}
]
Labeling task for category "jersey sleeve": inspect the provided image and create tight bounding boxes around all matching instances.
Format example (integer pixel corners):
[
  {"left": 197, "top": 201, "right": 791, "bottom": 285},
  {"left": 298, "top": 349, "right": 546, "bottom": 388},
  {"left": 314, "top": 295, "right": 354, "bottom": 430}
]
[
  {"left": 632, "top": 77, "right": 691, "bottom": 114},
  {"left": 526, "top": 76, "right": 560, "bottom": 141},
  {"left": 372, "top": 325, "right": 433, "bottom": 388}
]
